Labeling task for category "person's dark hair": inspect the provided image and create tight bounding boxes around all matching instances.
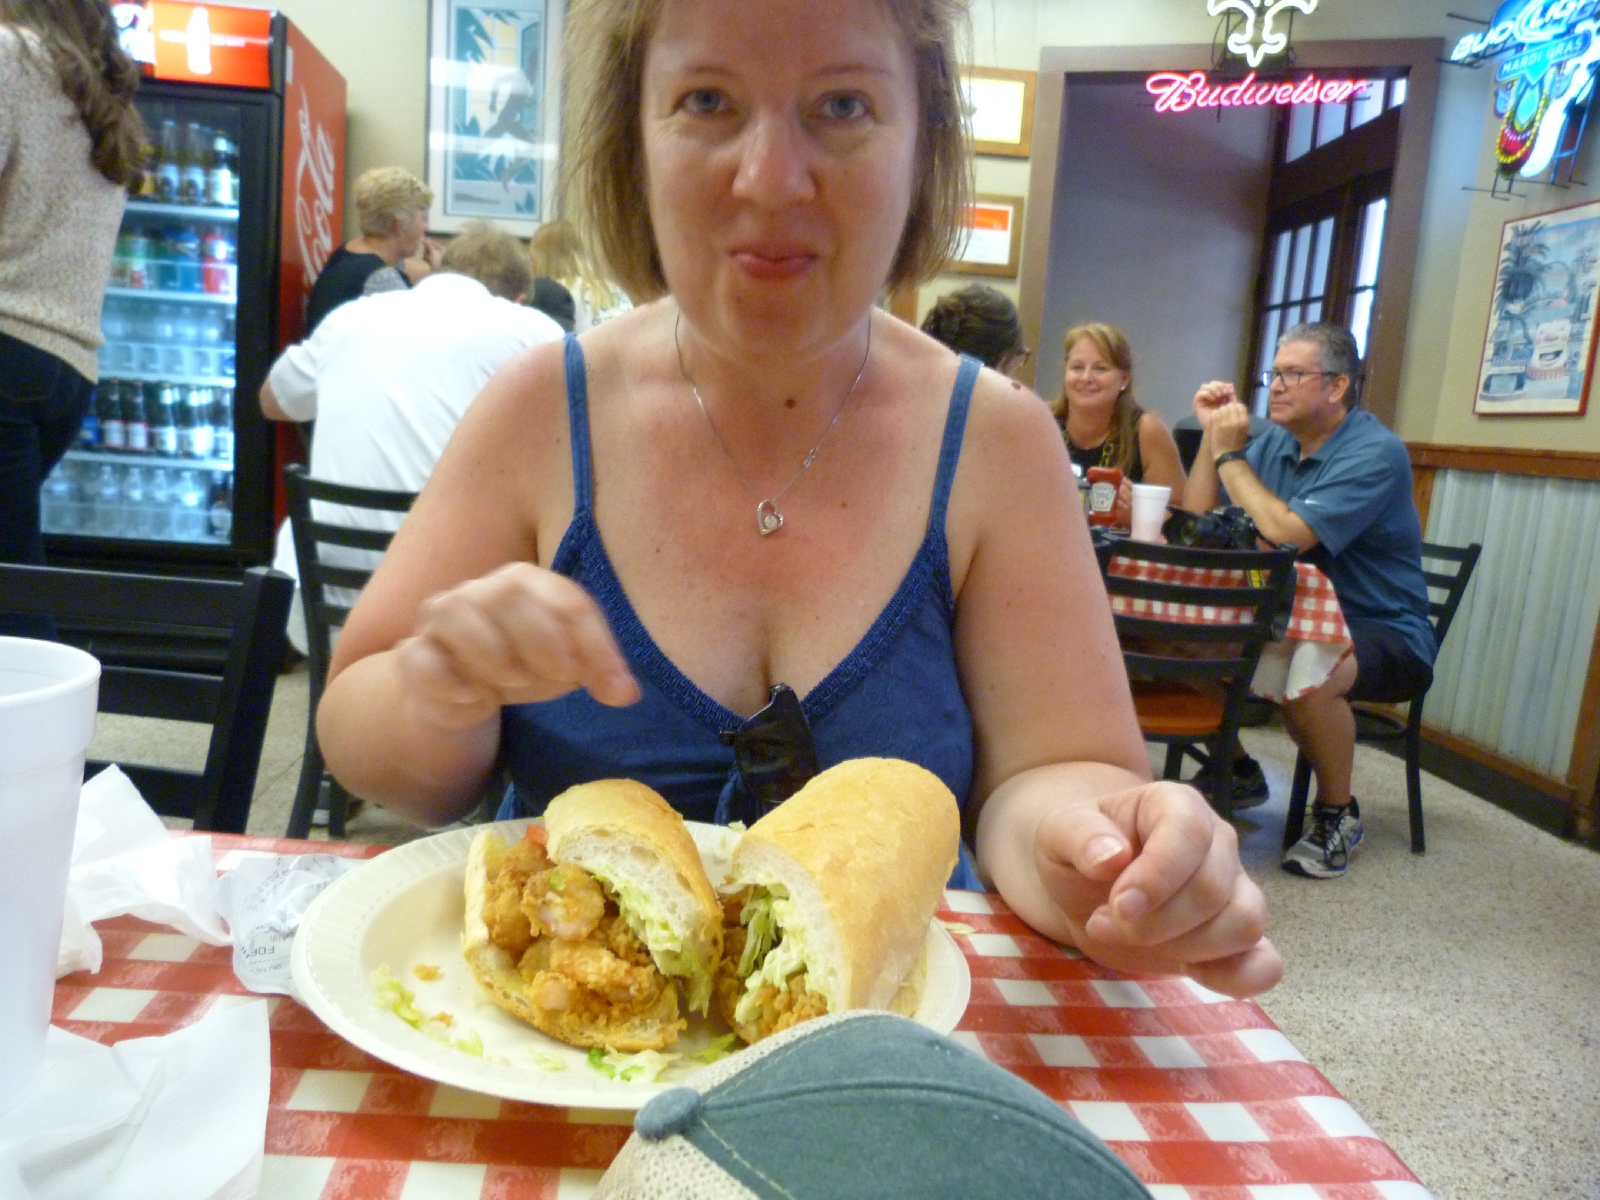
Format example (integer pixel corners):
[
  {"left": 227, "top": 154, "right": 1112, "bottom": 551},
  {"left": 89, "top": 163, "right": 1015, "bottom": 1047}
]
[
  {"left": 559, "top": 0, "right": 972, "bottom": 301},
  {"left": 2, "top": 0, "right": 147, "bottom": 190},
  {"left": 919, "top": 285, "right": 1023, "bottom": 369},
  {"left": 440, "top": 220, "right": 534, "bottom": 301},
  {"left": 1279, "top": 321, "right": 1362, "bottom": 408}
]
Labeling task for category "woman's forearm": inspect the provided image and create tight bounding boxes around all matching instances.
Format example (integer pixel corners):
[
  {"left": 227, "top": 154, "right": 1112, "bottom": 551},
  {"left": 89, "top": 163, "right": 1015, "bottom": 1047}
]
[{"left": 317, "top": 649, "right": 502, "bottom": 826}]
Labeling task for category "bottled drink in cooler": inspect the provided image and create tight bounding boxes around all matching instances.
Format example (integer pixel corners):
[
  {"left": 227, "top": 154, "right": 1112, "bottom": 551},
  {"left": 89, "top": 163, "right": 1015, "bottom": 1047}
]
[
  {"left": 93, "top": 464, "right": 122, "bottom": 535},
  {"left": 123, "top": 382, "right": 149, "bottom": 453},
  {"left": 147, "top": 467, "right": 173, "bottom": 538},
  {"left": 98, "top": 381, "right": 126, "bottom": 451},
  {"left": 201, "top": 226, "right": 236, "bottom": 298},
  {"left": 179, "top": 123, "right": 207, "bottom": 206},
  {"left": 121, "top": 465, "right": 149, "bottom": 538},
  {"left": 174, "top": 469, "right": 205, "bottom": 539},
  {"left": 112, "top": 230, "right": 150, "bottom": 290},
  {"left": 210, "top": 388, "right": 233, "bottom": 462},
  {"left": 41, "top": 464, "right": 73, "bottom": 533},
  {"left": 156, "top": 119, "right": 181, "bottom": 203},
  {"left": 170, "top": 225, "right": 202, "bottom": 292},
  {"left": 77, "top": 394, "right": 99, "bottom": 449},
  {"left": 184, "top": 387, "right": 214, "bottom": 458},
  {"left": 205, "top": 135, "right": 237, "bottom": 207},
  {"left": 150, "top": 385, "right": 180, "bottom": 456},
  {"left": 208, "top": 473, "right": 232, "bottom": 539}
]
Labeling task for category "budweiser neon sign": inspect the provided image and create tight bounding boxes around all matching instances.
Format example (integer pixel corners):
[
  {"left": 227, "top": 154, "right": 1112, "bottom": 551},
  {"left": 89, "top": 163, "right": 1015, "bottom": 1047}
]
[{"left": 1145, "top": 71, "right": 1371, "bottom": 114}]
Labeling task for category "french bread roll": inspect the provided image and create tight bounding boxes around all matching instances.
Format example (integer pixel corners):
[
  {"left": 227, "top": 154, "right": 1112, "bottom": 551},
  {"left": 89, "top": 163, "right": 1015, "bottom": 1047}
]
[{"left": 719, "top": 757, "right": 960, "bottom": 1042}]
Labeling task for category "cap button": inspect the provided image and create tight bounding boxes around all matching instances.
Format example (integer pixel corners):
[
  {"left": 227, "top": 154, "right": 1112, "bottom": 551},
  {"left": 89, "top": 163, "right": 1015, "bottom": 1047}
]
[{"left": 635, "top": 1087, "right": 703, "bottom": 1140}]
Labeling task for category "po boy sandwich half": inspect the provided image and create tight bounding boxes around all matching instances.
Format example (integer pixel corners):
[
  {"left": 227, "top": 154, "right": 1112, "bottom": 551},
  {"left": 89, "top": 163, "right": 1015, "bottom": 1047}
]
[
  {"left": 716, "top": 757, "right": 960, "bottom": 1045},
  {"left": 462, "top": 779, "right": 722, "bottom": 1052}
]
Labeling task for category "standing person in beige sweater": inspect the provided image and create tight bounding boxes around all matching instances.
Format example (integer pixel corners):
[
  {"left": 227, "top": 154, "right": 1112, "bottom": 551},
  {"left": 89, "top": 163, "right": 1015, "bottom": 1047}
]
[{"left": 0, "top": 0, "right": 143, "bottom": 632}]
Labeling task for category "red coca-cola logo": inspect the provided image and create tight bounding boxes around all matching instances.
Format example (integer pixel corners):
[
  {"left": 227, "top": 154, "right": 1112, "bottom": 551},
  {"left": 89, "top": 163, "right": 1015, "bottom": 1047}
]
[{"left": 292, "top": 91, "right": 337, "bottom": 292}]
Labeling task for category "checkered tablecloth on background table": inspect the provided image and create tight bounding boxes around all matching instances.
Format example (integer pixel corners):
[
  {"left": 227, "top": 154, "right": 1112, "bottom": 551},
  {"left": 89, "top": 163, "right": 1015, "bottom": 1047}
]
[
  {"left": 1108, "top": 557, "right": 1354, "bottom": 703},
  {"left": 52, "top": 834, "right": 1430, "bottom": 1200}
]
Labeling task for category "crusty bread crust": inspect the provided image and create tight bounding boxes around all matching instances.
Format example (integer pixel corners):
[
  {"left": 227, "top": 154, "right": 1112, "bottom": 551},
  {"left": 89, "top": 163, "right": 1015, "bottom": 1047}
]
[
  {"left": 461, "top": 827, "right": 685, "bottom": 1051},
  {"left": 731, "top": 758, "right": 959, "bottom": 1014}
]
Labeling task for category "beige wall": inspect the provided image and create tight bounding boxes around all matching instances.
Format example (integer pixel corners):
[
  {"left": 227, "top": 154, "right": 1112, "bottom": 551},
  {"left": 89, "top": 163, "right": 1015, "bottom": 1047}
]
[{"left": 254, "top": 0, "right": 1600, "bottom": 451}]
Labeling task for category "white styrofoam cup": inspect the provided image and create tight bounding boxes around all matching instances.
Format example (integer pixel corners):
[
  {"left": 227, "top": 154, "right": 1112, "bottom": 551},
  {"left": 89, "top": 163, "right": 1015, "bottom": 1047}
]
[{"left": 1129, "top": 483, "right": 1172, "bottom": 542}]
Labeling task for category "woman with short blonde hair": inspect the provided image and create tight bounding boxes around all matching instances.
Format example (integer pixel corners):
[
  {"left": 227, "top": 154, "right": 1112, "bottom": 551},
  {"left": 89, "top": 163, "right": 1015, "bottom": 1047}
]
[{"left": 305, "top": 166, "right": 443, "bottom": 333}]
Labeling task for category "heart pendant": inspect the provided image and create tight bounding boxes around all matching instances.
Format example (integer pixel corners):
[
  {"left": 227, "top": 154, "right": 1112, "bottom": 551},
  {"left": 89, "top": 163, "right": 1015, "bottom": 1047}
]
[{"left": 756, "top": 500, "right": 783, "bottom": 536}]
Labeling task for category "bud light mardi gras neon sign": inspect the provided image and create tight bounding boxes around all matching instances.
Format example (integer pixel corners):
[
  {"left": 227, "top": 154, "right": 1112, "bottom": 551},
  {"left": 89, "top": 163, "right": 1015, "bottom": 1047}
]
[
  {"left": 1450, "top": 0, "right": 1600, "bottom": 178},
  {"left": 1145, "top": 71, "right": 1371, "bottom": 114}
]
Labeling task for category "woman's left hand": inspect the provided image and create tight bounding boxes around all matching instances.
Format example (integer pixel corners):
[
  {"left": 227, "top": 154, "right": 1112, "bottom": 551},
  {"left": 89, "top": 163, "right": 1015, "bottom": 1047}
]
[{"left": 1031, "top": 780, "right": 1283, "bottom": 998}]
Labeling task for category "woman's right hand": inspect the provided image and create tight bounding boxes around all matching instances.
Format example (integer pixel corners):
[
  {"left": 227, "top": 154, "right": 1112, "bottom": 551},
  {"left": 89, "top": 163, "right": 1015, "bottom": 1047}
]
[{"left": 392, "top": 562, "right": 641, "bottom": 732}]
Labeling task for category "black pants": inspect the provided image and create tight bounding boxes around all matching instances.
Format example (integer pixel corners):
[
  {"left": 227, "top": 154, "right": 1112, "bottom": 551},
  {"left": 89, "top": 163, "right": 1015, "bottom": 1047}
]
[{"left": 0, "top": 331, "right": 93, "bottom": 637}]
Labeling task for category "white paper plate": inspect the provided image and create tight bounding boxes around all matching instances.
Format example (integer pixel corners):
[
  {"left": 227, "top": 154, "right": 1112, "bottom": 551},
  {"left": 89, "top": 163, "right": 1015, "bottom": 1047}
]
[{"left": 290, "top": 818, "right": 971, "bottom": 1110}]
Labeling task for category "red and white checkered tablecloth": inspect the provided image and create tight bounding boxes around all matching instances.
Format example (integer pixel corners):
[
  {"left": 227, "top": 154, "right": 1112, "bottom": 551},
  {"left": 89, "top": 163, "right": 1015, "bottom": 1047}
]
[
  {"left": 52, "top": 835, "right": 1430, "bottom": 1200},
  {"left": 1108, "top": 557, "right": 1351, "bottom": 644}
]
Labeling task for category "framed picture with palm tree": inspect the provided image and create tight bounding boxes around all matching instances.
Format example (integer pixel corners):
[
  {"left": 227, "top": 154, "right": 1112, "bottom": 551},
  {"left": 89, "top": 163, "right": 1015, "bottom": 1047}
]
[
  {"left": 424, "top": 0, "right": 564, "bottom": 235},
  {"left": 1475, "top": 198, "right": 1600, "bottom": 415}
]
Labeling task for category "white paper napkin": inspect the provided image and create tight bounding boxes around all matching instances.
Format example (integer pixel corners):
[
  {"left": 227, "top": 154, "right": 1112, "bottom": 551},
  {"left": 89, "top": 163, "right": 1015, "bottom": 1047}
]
[
  {"left": 56, "top": 766, "right": 229, "bottom": 978},
  {"left": 0, "top": 998, "right": 269, "bottom": 1200}
]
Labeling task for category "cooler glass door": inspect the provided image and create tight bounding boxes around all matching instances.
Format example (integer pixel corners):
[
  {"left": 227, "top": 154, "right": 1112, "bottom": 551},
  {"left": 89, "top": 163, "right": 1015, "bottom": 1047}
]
[{"left": 41, "top": 92, "right": 260, "bottom": 560}]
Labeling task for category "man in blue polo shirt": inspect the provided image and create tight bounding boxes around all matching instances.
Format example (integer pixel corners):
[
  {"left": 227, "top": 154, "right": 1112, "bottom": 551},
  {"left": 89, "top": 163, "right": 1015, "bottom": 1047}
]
[{"left": 1185, "top": 322, "right": 1434, "bottom": 878}]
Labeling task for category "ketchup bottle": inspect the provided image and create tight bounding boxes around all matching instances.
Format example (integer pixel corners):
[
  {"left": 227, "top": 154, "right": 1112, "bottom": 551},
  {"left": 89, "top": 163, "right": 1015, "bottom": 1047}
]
[{"left": 1085, "top": 466, "right": 1123, "bottom": 527}]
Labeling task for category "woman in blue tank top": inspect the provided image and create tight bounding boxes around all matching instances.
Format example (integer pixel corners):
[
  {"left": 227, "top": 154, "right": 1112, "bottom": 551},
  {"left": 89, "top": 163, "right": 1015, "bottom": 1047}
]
[{"left": 316, "top": 0, "right": 1280, "bottom": 999}]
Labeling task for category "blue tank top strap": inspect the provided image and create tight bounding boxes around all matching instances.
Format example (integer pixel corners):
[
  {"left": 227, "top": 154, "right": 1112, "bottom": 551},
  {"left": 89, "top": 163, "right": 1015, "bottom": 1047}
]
[
  {"left": 562, "top": 333, "right": 594, "bottom": 514},
  {"left": 930, "top": 355, "right": 979, "bottom": 537}
]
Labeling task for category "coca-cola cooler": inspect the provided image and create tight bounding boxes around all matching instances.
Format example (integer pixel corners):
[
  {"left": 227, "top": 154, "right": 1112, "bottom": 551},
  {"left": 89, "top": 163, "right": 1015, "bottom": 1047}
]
[{"left": 42, "top": 1, "right": 344, "bottom": 571}]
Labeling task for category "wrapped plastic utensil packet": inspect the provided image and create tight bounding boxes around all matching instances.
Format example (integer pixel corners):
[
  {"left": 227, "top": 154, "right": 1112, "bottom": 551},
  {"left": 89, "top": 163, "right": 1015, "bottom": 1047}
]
[{"left": 215, "top": 854, "right": 363, "bottom": 997}]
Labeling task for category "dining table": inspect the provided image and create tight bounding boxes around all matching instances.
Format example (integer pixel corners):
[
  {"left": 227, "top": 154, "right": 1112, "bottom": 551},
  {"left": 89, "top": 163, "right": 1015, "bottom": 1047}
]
[
  {"left": 1106, "top": 551, "right": 1354, "bottom": 704},
  {"left": 49, "top": 831, "right": 1432, "bottom": 1200}
]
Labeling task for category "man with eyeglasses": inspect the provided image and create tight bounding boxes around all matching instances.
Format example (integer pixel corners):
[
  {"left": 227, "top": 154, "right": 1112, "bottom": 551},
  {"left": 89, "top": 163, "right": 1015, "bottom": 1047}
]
[{"left": 1184, "top": 322, "right": 1434, "bottom": 879}]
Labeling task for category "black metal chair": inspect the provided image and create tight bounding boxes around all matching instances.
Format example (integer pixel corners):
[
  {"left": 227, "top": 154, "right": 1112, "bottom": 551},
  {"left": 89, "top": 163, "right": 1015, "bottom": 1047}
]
[
  {"left": 0, "top": 563, "right": 293, "bottom": 833},
  {"left": 283, "top": 463, "right": 416, "bottom": 839},
  {"left": 1283, "top": 540, "right": 1482, "bottom": 855},
  {"left": 1100, "top": 540, "right": 1298, "bottom": 816}
]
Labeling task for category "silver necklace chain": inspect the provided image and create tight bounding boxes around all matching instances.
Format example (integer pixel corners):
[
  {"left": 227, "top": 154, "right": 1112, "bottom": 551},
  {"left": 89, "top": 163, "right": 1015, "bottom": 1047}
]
[{"left": 674, "top": 310, "right": 871, "bottom": 536}]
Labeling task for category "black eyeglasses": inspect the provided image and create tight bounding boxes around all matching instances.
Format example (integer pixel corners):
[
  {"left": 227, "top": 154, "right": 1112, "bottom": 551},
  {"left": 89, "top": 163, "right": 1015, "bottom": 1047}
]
[
  {"left": 718, "top": 683, "right": 819, "bottom": 824},
  {"left": 1260, "top": 369, "right": 1336, "bottom": 388}
]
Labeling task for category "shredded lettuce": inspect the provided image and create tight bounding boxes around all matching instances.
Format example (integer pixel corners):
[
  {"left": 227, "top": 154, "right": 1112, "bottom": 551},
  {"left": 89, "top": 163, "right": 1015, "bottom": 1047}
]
[
  {"left": 731, "top": 886, "right": 815, "bottom": 1027},
  {"left": 587, "top": 1046, "right": 679, "bottom": 1083},
  {"left": 581, "top": 865, "right": 713, "bottom": 1014},
  {"left": 737, "top": 892, "right": 777, "bottom": 978},
  {"left": 532, "top": 1051, "right": 568, "bottom": 1072},
  {"left": 370, "top": 964, "right": 483, "bottom": 1056},
  {"left": 691, "top": 1034, "right": 739, "bottom": 1064}
]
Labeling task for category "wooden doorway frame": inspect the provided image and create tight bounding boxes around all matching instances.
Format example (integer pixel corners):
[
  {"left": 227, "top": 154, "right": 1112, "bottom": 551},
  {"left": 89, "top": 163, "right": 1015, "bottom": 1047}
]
[{"left": 1017, "top": 40, "right": 1442, "bottom": 428}]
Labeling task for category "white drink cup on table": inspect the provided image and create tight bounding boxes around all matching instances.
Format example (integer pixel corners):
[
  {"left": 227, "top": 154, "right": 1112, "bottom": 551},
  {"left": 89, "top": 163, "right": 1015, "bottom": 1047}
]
[
  {"left": 0, "top": 638, "right": 99, "bottom": 1116},
  {"left": 1129, "top": 483, "right": 1171, "bottom": 542}
]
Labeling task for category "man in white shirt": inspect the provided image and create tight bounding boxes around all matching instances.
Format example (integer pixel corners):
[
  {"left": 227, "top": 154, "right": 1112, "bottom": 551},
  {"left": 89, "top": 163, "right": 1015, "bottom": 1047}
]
[{"left": 261, "top": 220, "right": 564, "bottom": 651}]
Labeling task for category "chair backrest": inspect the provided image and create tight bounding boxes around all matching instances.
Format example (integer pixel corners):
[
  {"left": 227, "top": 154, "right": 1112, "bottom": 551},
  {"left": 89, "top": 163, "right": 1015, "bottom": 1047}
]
[
  {"left": 283, "top": 464, "right": 417, "bottom": 706},
  {"left": 1101, "top": 540, "right": 1299, "bottom": 705},
  {"left": 0, "top": 563, "right": 293, "bottom": 832},
  {"left": 1419, "top": 540, "right": 1482, "bottom": 650}
]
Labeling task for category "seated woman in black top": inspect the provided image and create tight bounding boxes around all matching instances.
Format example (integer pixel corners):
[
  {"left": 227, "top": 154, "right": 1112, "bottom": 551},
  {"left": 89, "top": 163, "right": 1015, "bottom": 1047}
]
[
  {"left": 1049, "top": 323, "right": 1186, "bottom": 526},
  {"left": 304, "top": 166, "right": 442, "bottom": 335}
]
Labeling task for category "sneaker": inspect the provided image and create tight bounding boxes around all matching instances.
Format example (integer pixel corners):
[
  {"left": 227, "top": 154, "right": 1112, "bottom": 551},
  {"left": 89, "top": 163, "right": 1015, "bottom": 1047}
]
[
  {"left": 1195, "top": 753, "right": 1271, "bottom": 810},
  {"left": 1281, "top": 798, "right": 1363, "bottom": 878}
]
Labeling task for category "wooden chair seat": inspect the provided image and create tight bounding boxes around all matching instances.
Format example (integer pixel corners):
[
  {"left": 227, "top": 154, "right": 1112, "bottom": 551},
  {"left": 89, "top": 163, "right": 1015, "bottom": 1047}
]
[{"left": 1131, "top": 680, "right": 1225, "bottom": 738}]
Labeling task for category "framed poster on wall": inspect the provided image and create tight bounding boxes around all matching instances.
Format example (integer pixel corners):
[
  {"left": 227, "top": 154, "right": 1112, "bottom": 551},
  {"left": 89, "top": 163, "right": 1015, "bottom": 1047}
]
[
  {"left": 425, "top": 0, "right": 564, "bottom": 235},
  {"left": 960, "top": 67, "right": 1035, "bottom": 158},
  {"left": 951, "top": 194, "right": 1024, "bottom": 277},
  {"left": 1474, "top": 198, "right": 1600, "bottom": 416}
]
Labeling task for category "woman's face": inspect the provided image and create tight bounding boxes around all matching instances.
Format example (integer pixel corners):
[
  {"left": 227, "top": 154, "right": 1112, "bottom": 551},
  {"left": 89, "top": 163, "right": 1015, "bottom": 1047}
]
[
  {"left": 1062, "top": 337, "right": 1129, "bottom": 413},
  {"left": 641, "top": 0, "right": 920, "bottom": 360}
]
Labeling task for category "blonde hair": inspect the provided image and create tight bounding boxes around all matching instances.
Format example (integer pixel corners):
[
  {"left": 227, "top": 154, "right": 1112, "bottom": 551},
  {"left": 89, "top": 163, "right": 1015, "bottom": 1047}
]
[
  {"left": 352, "top": 167, "right": 432, "bottom": 238},
  {"left": 440, "top": 220, "right": 533, "bottom": 301},
  {"left": 558, "top": 0, "right": 973, "bottom": 301},
  {"left": 1053, "top": 323, "right": 1141, "bottom": 478},
  {"left": 528, "top": 218, "right": 618, "bottom": 312}
]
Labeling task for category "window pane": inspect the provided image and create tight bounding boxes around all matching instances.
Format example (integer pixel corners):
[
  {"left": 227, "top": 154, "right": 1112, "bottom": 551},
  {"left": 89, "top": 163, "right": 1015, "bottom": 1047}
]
[
  {"left": 1287, "top": 225, "right": 1312, "bottom": 301},
  {"left": 1268, "top": 229, "right": 1293, "bottom": 304},
  {"left": 1390, "top": 77, "right": 1407, "bottom": 107},
  {"left": 1356, "top": 197, "right": 1388, "bottom": 287},
  {"left": 1350, "top": 289, "right": 1375, "bottom": 357},
  {"left": 1316, "top": 101, "right": 1348, "bottom": 147},
  {"left": 1306, "top": 299, "right": 1324, "bottom": 323},
  {"left": 1256, "top": 308, "right": 1283, "bottom": 409},
  {"left": 1286, "top": 104, "right": 1315, "bottom": 161},
  {"left": 1309, "top": 216, "right": 1335, "bottom": 299},
  {"left": 1350, "top": 79, "right": 1384, "bottom": 128}
]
